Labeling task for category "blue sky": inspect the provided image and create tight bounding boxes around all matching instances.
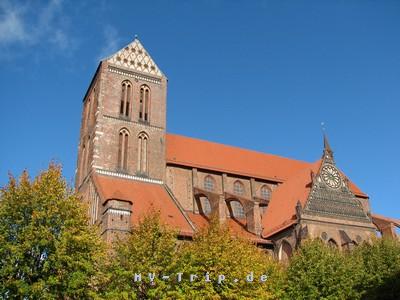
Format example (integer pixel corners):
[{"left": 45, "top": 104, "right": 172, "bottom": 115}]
[{"left": 0, "top": 0, "right": 399, "bottom": 220}]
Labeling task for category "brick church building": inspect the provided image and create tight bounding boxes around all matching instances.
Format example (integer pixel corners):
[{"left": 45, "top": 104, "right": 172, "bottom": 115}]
[{"left": 75, "top": 38, "right": 399, "bottom": 260}]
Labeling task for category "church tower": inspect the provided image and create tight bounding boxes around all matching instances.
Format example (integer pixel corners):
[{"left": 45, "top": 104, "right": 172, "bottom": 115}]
[{"left": 75, "top": 38, "right": 167, "bottom": 239}]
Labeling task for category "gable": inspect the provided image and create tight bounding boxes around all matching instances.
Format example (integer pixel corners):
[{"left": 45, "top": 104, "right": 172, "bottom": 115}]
[{"left": 106, "top": 38, "right": 163, "bottom": 77}]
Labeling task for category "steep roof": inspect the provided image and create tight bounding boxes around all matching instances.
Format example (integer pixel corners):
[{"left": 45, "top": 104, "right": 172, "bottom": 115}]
[
  {"left": 92, "top": 174, "right": 193, "bottom": 236},
  {"left": 261, "top": 161, "right": 321, "bottom": 238},
  {"left": 166, "top": 133, "right": 311, "bottom": 182},
  {"left": 166, "top": 133, "right": 367, "bottom": 197}
]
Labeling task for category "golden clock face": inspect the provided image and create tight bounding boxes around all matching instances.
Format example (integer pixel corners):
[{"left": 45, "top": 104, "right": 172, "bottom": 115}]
[{"left": 321, "top": 164, "right": 341, "bottom": 189}]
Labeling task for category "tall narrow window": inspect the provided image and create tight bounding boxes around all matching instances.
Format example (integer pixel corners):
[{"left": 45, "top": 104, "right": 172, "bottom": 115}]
[
  {"left": 120, "top": 81, "right": 132, "bottom": 117},
  {"left": 137, "top": 132, "right": 149, "bottom": 174},
  {"left": 233, "top": 180, "right": 244, "bottom": 195},
  {"left": 86, "top": 98, "right": 91, "bottom": 127},
  {"left": 139, "top": 85, "right": 150, "bottom": 122},
  {"left": 204, "top": 175, "right": 215, "bottom": 191},
  {"left": 80, "top": 143, "right": 86, "bottom": 182},
  {"left": 126, "top": 84, "right": 131, "bottom": 117},
  {"left": 86, "top": 136, "right": 92, "bottom": 175},
  {"left": 117, "top": 129, "right": 129, "bottom": 171}
]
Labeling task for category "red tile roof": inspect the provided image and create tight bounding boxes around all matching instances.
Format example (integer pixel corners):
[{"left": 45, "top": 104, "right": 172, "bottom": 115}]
[
  {"left": 166, "top": 133, "right": 367, "bottom": 198},
  {"left": 261, "top": 161, "right": 321, "bottom": 238},
  {"left": 371, "top": 214, "right": 400, "bottom": 227},
  {"left": 91, "top": 134, "right": 370, "bottom": 241},
  {"left": 166, "top": 133, "right": 311, "bottom": 182},
  {"left": 93, "top": 174, "right": 194, "bottom": 236}
]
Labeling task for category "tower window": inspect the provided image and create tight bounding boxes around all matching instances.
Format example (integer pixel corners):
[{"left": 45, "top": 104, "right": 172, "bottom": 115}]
[
  {"left": 117, "top": 128, "right": 129, "bottom": 172},
  {"left": 137, "top": 132, "right": 149, "bottom": 175},
  {"left": 233, "top": 180, "right": 244, "bottom": 195},
  {"left": 120, "top": 81, "right": 132, "bottom": 118},
  {"left": 139, "top": 85, "right": 150, "bottom": 122},
  {"left": 204, "top": 175, "right": 215, "bottom": 191},
  {"left": 80, "top": 142, "right": 86, "bottom": 182}
]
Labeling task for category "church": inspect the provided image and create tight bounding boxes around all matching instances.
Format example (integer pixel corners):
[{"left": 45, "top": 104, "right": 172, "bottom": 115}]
[{"left": 75, "top": 38, "right": 399, "bottom": 260}]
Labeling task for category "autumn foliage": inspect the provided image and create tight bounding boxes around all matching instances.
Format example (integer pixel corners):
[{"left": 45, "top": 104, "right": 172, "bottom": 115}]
[{"left": 1, "top": 165, "right": 399, "bottom": 299}]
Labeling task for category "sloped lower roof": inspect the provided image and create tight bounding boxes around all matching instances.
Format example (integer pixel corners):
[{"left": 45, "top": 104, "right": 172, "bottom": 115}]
[
  {"left": 93, "top": 174, "right": 194, "bottom": 236},
  {"left": 372, "top": 214, "right": 400, "bottom": 227},
  {"left": 261, "top": 161, "right": 321, "bottom": 238}
]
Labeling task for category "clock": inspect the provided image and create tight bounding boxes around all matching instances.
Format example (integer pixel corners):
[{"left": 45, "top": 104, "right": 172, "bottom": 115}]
[{"left": 321, "top": 164, "right": 342, "bottom": 189}]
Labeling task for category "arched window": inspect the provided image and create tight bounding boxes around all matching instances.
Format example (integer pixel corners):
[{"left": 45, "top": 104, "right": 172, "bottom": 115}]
[
  {"left": 120, "top": 81, "right": 132, "bottom": 117},
  {"left": 139, "top": 85, "right": 150, "bottom": 122},
  {"left": 260, "top": 185, "right": 271, "bottom": 200},
  {"left": 230, "top": 200, "right": 245, "bottom": 219},
  {"left": 137, "top": 132, "right": 149, "bottom": 174},
  {"left": 204, "top": 175, "right": 215, "bottom": 191},
  {"left": 328, "top": 238, "right": 338, "bottom": 248},
  {"left": 279, "top": 240, "right": 293, "bottom": 261},
  {"left": 117, "top": 129, "right": 129, "bottom": 171},
  {"left": 199, "top": 196, "right": 212, "bottom": 215},
  {"left": 233, "top": 180, "right": 244, "bottom": 195}
]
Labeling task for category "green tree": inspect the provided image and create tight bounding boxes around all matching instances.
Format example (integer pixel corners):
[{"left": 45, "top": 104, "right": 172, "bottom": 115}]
[
  {"left": 174, "top": 219, "right": 284, "bottom": 300},
  {"left": 103, "top": 211, "right": 180, "bottom": 299},
  {"left": 285, "top": 239, "right": 360, "bottom": 300},
  {"left": 0, "top": 164, "right": 105, "bottom": 299},
  {"left": 352, "top": 237, "right": 400, "bottom": 300}
]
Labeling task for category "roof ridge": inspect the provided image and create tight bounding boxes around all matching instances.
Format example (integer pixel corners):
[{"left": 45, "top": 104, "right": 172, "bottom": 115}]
[{"left": 166, "top": 132, "right": 311, "bottom": 165}]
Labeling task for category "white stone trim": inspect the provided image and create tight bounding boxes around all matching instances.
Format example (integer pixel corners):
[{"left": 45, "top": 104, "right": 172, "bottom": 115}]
[
  {"left": 108, "top": 208, "right": 131, "bottom": 215},
  {"left": 108, "top": 66, "right": 161, "bottom": 85},
  {"left": 92, "top": 165, "right": 104, "bottom": 169},
  {"left": 95, "top": 168, "right": 163, "bottom": 184},
  {"left": 103, "top": 114, "right": 164, "bottom": 131}
]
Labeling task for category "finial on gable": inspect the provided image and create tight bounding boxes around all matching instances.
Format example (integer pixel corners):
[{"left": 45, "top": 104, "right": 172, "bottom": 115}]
[
  {"left": 323, "top": 133, "right": 334, "bottom": 160},
  {"left": 320, "top": 122, "right": 334, "bottom": 160}
]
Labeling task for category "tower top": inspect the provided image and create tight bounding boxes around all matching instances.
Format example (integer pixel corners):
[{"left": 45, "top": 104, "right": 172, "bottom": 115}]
[{"left": 105, "top": 38, "right": 163, "bottom": 77}]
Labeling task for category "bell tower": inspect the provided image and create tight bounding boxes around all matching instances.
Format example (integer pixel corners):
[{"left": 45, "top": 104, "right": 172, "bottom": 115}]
[
  {"left": 76, "top": 38, "right": 167, "bottom": 192},
  {"left": 75, "top": 38, "right": 167, "bottom": 239}
]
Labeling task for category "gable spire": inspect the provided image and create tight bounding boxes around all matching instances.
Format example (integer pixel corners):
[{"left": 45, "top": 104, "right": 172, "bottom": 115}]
[{"left": 323, "top": 133, "right": 334, "bottom": 160}]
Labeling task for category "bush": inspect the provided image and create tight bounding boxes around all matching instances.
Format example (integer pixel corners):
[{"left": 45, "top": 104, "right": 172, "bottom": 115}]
[
  {"left": 352, "top": 238, "right": 400, "bottom": 300},
  {"left": 285, "top": 239, "right": 361, "bottom": 300}
]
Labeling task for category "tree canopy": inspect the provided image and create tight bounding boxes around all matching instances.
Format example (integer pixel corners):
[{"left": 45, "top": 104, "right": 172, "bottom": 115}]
[
  {"left": 1, "top": 165, "right": 400, "bottom": 299},
  {"left": 0, "top": 165, "right": 105, "bottom": 299}
]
